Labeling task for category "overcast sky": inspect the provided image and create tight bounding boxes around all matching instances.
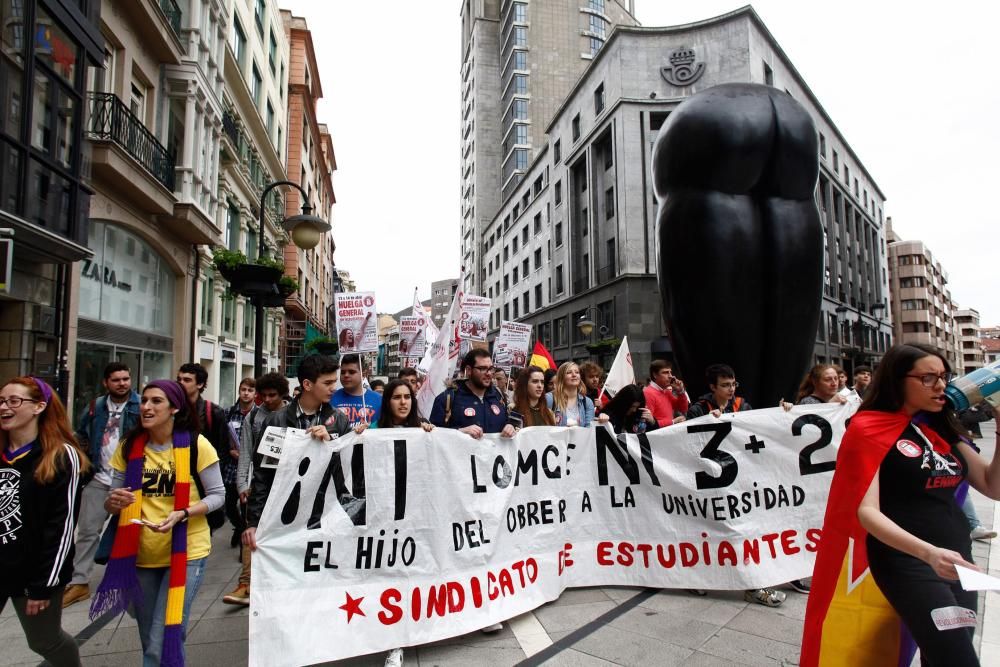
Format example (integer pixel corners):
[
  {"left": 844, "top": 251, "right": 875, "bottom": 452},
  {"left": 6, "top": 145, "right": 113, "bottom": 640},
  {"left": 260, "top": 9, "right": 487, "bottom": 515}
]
[{"left": 279, "top": 0, "right": 997, "bottom": 325}]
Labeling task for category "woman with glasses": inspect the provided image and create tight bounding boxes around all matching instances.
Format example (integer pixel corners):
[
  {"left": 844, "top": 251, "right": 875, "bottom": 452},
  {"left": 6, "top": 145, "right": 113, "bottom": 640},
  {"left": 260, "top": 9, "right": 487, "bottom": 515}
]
[
  {"left": 0, "top": 377, "right": 89, "bottom": 666},
  {"left": 90, "top": 380, "right": 224, "bottom": 666},
  {"left": 803, "top": 344, "right": 1000, "bottom": 666}
]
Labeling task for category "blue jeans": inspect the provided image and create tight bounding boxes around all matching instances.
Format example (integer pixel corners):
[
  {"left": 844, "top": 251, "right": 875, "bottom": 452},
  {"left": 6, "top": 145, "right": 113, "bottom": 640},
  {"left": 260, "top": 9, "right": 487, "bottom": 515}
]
[{"left": 132, "top": 557, "right": 206, "bottom": 667}]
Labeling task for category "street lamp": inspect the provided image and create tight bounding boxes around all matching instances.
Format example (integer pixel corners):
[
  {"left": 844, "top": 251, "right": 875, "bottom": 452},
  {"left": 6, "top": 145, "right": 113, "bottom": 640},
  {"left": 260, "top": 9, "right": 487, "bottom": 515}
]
[
  {"left": 255, "top": 180, "right": 331, "bottom": 378},
  {"left": 576, "top": 306, "right": 608, "bottom": 339}
]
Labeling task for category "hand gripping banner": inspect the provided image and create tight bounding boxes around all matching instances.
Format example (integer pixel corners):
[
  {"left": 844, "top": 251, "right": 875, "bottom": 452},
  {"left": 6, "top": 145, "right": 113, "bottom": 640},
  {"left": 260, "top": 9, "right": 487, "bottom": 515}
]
[{"left": 250, "top": 402, "right": 857, "bottom": 665}]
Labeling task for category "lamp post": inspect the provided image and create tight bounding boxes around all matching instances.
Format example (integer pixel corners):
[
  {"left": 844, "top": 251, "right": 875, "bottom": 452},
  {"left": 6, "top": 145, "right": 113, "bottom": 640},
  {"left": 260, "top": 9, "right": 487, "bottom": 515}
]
[
  {"left": 254, "top": 180, "right": 331, "bottom": 378},
  {"left": 576, "top": 306, "right": 609, "bottom": 361}
]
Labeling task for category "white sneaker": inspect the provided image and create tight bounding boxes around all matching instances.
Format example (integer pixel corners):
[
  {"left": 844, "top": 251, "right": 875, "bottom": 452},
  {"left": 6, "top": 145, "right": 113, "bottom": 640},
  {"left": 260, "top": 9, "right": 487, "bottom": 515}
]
[
  {"left": 384, "top": 648, "right": 403, "bottom": 667},
  {"left": 480, "top": 622, "right": 503, "bottom": 634},
  {"left": 971, "top": 526, "right": 998, "bottom": 541}
]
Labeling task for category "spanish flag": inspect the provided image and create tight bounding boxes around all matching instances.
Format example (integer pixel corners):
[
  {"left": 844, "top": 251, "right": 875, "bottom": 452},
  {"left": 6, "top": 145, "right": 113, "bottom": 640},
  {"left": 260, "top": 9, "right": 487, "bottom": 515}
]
[
  {"left": 529, "top": 340, "right": 556, "bottom": 371},
  {"left": 801, "top": 410, "right": 917, "bottom": 667}
]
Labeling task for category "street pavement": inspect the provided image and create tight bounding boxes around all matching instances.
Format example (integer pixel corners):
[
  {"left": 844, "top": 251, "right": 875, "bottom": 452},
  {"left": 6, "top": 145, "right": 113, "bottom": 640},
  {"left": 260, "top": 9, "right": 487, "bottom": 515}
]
[{"left": 3, "top": 422, "right": 998, "bottom": 666}]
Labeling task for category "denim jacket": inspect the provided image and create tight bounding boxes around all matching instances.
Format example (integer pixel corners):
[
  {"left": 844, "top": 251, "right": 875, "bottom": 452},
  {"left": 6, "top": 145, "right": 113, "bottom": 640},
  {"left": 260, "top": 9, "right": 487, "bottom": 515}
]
[
  {"left": 75, "top": 391, "right": 141, "bottom": 465},
  {"left": 545, "top": 392, "right": 596, "bottom": 426}
]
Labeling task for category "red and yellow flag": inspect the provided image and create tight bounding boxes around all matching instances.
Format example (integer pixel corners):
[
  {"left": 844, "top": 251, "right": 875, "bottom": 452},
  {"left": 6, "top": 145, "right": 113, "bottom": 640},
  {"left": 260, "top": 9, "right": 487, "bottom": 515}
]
[{"left": 529, "top": 340, "right": 556, "bottom": 371}]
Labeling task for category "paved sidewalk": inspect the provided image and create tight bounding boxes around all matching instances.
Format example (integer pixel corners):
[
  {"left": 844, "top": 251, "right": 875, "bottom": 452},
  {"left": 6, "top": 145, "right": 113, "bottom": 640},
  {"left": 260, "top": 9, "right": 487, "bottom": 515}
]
[{"left": 2, "top": 423, "right": 997, "bottom": 666}]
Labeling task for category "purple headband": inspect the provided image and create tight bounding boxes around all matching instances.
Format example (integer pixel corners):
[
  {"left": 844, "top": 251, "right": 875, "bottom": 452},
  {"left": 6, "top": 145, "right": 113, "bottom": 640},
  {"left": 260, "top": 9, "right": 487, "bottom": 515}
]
[
  {"left": 30, "top": 377, "right": 53, "bottom": 406},
  {"left": 146, "top": 379, "right": 187, "bottom": 410}
]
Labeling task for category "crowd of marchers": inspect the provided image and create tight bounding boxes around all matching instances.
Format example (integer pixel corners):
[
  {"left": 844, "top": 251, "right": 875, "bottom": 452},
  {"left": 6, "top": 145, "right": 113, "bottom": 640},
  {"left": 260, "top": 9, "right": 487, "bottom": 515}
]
[{"left": 2, "top": 341, "right": 998, "bottom": 667}]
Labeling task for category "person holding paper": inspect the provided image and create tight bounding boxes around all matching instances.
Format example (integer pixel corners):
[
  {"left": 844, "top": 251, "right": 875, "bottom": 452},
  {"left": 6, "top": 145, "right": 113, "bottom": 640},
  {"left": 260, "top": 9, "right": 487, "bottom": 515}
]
[
  {"left": 803, "top": 344, "right": 1000, "bottom": 667},
  {"left": 91, "top": 380, "right": 224, "bottom": 667}
]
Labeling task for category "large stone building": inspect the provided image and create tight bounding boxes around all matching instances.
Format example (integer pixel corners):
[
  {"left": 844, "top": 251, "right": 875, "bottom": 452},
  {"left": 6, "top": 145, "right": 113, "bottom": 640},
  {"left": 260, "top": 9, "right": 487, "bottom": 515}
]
[
  {"left": 954, "top": 308, "right": 984, "bottom": 375},
  {"left": 468, "top": 6, "right": 893, "bottom": 375},
  {"left": 458, "top": 0, "right": 638, "bottom": 299},
  {"left": 431, "top": 277, "right": 459, "bottom": 328},
  {"left": 886, "top": 219, "right": 959, "bottom": 367},
  {"left": 73, "top": 0, "right": 232, "bottom": 412}
]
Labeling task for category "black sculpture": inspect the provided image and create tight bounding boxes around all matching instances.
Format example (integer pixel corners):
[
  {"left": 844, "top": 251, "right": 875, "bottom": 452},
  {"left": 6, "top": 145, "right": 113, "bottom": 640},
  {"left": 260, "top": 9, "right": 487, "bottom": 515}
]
[{"left": 652, "top": 83, "right": 823, "bottom": 408}]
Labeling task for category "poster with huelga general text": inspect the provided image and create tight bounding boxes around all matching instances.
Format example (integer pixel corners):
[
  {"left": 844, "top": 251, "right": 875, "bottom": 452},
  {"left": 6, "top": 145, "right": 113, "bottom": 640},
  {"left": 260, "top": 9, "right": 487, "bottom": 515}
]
[
  {"left": 335, "top": 292, "right": 377, "bottom": 353},
  {"left": 398, "top": 316, "right": 426, "bottom": 358},
  {"left": 458, "top": 295, "right": 491, "bottom": 341}
]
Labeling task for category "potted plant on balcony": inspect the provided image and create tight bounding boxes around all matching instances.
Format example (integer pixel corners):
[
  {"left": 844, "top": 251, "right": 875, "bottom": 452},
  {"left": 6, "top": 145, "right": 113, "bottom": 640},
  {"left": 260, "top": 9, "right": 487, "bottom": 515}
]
[
  {"left": 260, "top": 276, "right": 298, "bottom": 308},
  {"left": 212, "top": 247, "right": 283, "bottom": 298},
  {"left": 304, "top": 335, "right": 339, "bottom": 357},
  {"left": 585, "top": 337, "right": 621, "bottom": 355}
]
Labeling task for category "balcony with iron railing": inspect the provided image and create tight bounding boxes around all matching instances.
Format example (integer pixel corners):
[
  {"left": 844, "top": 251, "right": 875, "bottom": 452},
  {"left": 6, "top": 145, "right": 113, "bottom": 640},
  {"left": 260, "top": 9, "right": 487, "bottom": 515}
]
[
  {"left": 87, "top": 92, "right": 175, "bottom": 191},
  {"left": 159, "top": 0, "right": 182, "bottom": 38}
]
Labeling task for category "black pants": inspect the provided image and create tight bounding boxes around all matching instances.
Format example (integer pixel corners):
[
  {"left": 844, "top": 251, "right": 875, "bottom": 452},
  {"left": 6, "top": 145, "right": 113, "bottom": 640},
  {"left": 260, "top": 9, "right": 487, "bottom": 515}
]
[
  {"left": 224, "top": 481, "right": 246, "bottom": 534},
  {"left": 869, "top": 548, "right": 979, "bottom": 667},
  {"left": 0, "top": 588, "right": 81, "bottom": 666}
]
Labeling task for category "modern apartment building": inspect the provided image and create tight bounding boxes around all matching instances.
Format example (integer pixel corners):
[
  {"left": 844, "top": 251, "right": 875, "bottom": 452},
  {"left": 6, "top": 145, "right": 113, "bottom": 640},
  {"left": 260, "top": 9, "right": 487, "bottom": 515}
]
[
  {"left": 73, "top": 0, "right": 233, "bottom": 411},
  {"left": 886, "top": 219, "right": 959, "bottom": 367},
  {"left": 458, "top": 0, "right": 638, "bottom": 298},
  {"left": 954, "top": 308, "right": 984, "bottom": 375},
  {"left": 471, "top": 7, "right": 893, "bottom": 375},
  {"left": 431, "top": 277, "right": 460, "bottom": 327}
]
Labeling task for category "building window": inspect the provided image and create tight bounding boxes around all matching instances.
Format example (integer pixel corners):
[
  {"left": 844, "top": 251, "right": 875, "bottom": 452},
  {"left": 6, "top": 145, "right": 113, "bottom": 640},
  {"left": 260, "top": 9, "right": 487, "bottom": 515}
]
[
  {"left": 504, "top": 304, "right": 510, "bottom": 320},
  {"left": 534, "top": 283, "right": 542, "bottom": 308},
  {"left": 555, "top": 265, "right": 564, "bottom": 293},
  {"left": 266, "top": 100, "right": 275, "bottom": 135},
  {"left": 514, "top": 148, "right": 528, "bottom": 170},
  {"left": 130, "top": 82, "right": 146, "bottom": 122},
  {"left": 251, "top": 63, "right": 263, "bottom": 106},
  {"left": 226, "top": 204, "right": 240, "bottom": 250},
  {"left": 594, "top": 83, "right": 605, "bottom": 114},
  {"left": 232, "top": 18, "right": 247, "bottom": 69},
  {"left": 553, "top": 139, "right": 561, "bottom": 163},
  {"left": 534, "top": 213, "right": 542, "bottom": 234},
  {"left": 513, "top": 50, "right": 527, "bottom": 70},
  {"left": 268, "top": 30, "right": 277, "bottom": 75},
  {"left": 832, "top": 150, "right": 839, "bottom": 172},
  {"left": 514, "top": 74, "right": 528, "bottom": 94},
  {"left": 555, "top": 316, "right": 567, "bottom": 347},
  {"left": 605, "top": 186, "right": 614, "bottom": 219},
  {"left": 572, "top": 114, "right": 580, "bottom": 141},
  {"left": 522, "top": 257, "right": 529, "bottom": 275},
  {"left": 514, "top": 123, "right": 528, "bottom": 145},
  {"left": 589, "top": 0, "right": 605, "bottom": 11},
  {"left": 522, "top": 226, "right": 529, "bottom": 244},
  {"left": 598, "top": 300, "right": 614, "bottom": 336},
  {"left": 819, "top": 132, "right": 826, "bottom": 158},
  {"left": 514, "top": 26, "right": 527, "bottom": 46},
  {"left": 534, "top": 247, "right": 542, "bottom": 269},
  {"left": 514, "top": 2, "right": 527, "bottom": 22},
  {"left": 514, "top": 98, "right": 528, "bottom": 120},
  {"left": 554, "top": 180, "right": 562, "bottom": 205},
  {"left": 201, "top": 276, "right": 215, "bottom": 330},
  {"left": 763, "top": 61, "right": 773, "bottom": 86},
  {"left": 590, "top": 37, "right": 603, "bottom": 55},
  {"left": 513, "top": 236, "right": 519, "bottom": 253},
  {"left": 255, "top": 0, "right": 265, "bottom": 36},
  {"left": 589, "top": 14, "right": 605, "bottom": 38},
  {"left": 523, "top": 291, "right": 530, "bottom": 314},
  {"left": 555, "top": 222, "right": 563, "bottom": 246},
  {"left": 513, "top": 300, "right": 519, "bottom": 319}
]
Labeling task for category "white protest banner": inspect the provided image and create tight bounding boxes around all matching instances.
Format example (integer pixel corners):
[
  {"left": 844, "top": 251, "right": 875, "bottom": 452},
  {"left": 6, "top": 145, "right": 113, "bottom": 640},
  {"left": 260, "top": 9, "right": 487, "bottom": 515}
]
[
  {"left": 335, "top": 292, "right": 378, "bottom": 353},
  {"left": 250, "top": 402, "right": 855, "bottom": 666},
  {"left": 458, "top": 294, "right": 491, "bottom": 341},
  {"left": 599, "top": 336, "right": 635, "bottom": 401},
  {"left": 416, "top": 269, "right": 464, "bottom": 417},
  {"left": 493, "top": 321, "right": 531, "bottom": 370},
  {"left": 399, "top": 316, "right": 427, "bottom": 358}
]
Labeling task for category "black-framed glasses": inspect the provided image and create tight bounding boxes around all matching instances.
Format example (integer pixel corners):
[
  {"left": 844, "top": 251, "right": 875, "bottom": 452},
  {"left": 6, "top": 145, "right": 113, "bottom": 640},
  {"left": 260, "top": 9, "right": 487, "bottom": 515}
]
[
  {"left": 0, "top": 396, "right": 39, "bottom": 408},
  {"left": 905, "top": 372, "right": 955, "bottom": 388},
  {"left": 716, "top": 381, "right": 740, "bottom": 389}
]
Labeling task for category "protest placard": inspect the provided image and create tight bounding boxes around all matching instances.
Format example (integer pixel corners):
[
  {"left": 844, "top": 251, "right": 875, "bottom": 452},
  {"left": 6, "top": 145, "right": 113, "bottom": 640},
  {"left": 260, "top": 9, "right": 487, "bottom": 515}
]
[
  {"left": 493, "top": 321, "right": 531, "bottom": 370},
  {"left": 250, "top": 402, "right": 855, "bottom": 665},
  {"left": 399, "top": 316, "right": 426, "bottom": 358},
  {"left": 458, "top": 295, "right": 491, "bottom": 341},
  {"left": 335, "top": 292, "right": 378, "bottom": 353}
]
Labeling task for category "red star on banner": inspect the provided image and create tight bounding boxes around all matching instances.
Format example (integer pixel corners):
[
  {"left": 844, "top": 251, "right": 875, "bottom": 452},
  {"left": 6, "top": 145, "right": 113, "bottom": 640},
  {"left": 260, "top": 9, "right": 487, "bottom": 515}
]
[{"left": 339, "top": 592, "right": 365, "bottom": 623}]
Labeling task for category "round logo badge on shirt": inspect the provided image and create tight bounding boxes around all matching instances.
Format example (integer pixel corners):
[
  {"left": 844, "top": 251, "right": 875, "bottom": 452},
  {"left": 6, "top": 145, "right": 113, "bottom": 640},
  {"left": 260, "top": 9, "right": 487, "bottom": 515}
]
[
  {"left": 491, "top": 405, "right": 501, "bottom": 416},
  {"left": 896, "top": 440, "right": 922, "bottom": 458},
  {"left": 464, "top": 407, "right": 476, "bottom": 417}
]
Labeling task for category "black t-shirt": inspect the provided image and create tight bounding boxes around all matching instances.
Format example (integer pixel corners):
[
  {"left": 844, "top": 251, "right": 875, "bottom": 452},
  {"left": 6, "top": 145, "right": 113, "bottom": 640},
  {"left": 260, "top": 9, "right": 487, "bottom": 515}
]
[{"left": 867, "top": 423, "right": 971, "bottom": 558}]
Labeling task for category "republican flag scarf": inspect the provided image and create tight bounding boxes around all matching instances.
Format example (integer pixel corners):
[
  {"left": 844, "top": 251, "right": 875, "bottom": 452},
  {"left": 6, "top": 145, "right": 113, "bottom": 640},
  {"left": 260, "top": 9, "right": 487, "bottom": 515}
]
[
  {"left": 801, "top": 410, "right": 955, "bottom": 667},
  {"left": 89, "top": 429, "right": 193, "bottom": 667}
]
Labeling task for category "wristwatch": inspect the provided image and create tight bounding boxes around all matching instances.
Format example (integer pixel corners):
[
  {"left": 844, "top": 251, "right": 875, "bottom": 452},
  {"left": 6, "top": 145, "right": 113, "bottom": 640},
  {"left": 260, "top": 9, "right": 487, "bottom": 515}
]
[{"left": 181, "top": 508, "right": 190, "bottom": 522}]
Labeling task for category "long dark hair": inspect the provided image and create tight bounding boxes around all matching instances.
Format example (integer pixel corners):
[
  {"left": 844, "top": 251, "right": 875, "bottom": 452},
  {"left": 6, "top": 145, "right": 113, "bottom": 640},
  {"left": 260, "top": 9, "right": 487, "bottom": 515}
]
[
  {"left": 860, "top": 343, "right": 966, "bottom": 443},
  {"left": 377, "top": 380, "right": 423, "bottom": 428},
  {"left": 602, "top": 384, "right": 645, "bottom": 433},
  {"left": 512, "top": 366, "right": 555, "bottom": 426},
  {"left": 122, "top": 383, "right": 201, "bottom": 453}
]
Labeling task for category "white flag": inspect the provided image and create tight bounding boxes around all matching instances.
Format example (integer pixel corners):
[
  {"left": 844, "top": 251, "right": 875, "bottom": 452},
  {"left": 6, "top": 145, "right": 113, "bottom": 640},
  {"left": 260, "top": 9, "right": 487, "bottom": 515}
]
[
  {"left": 599, "top": 336, "right": 634, "bottom": 401},
  {"left": 411, "top": 287, "right": 422, "bottom": 317},
  {"left": 416, "top": 270, "right": 464, "bottom": 418}
]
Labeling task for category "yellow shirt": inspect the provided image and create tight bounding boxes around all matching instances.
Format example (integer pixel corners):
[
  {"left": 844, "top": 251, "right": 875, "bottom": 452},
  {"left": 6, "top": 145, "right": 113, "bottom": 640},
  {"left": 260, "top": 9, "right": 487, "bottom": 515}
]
[{"left": 111, "top": 434, "right": 219, "bottom": 567}]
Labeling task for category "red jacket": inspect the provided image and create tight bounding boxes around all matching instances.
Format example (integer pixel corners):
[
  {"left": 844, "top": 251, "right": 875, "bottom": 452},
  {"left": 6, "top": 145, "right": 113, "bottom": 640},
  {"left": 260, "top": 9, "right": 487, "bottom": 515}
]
[{"left": 643, "top": 383, "right": 690, "bottom": 427}]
